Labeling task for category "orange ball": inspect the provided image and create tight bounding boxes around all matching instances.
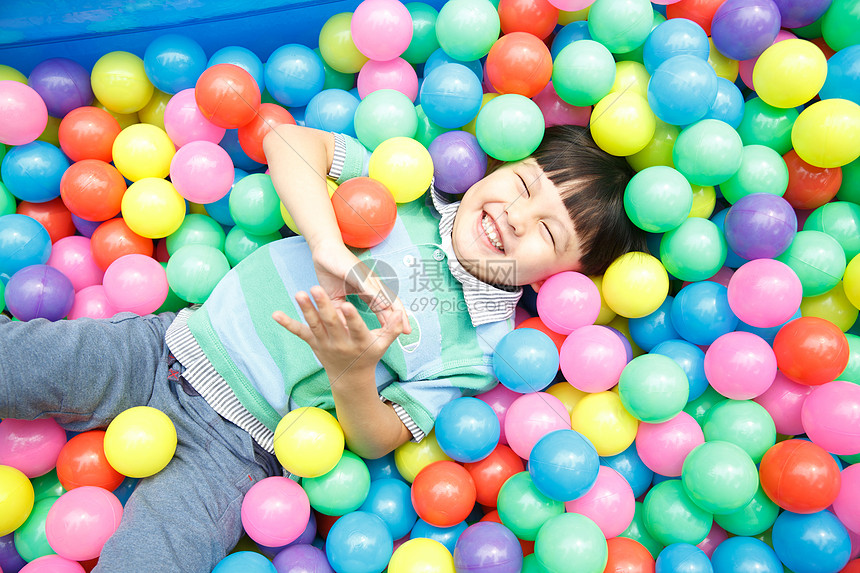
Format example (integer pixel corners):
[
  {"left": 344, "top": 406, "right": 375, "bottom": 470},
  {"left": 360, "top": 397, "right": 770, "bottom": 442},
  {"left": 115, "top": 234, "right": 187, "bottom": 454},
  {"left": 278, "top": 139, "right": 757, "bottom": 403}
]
[
  {"left": 60, "top": 159, "right": 126, "bottom": 222},
  {"left": 194, "top": 63, "right": 261, "bottom": 129},
  {"left": 759, "top": 439, "right": 842, "bottom": 514},
  {"left": 485, "top": 32, "right": 553, "bottom": 98},
  {"left": 772, "top": 316, "right": 850, "bottom": 386},
  {"left": 604, "top": 537, "right": 655, "bottom": 573},
  {"left": 464, "top": 444, "right": 525, "bottom": 507},
  {"left": 237, "top": 103, "right": 295, "bottom": 164},
  {"left": 781, "top": 149, "right": 843, "bottom": 210},
  {"left": 498, "top": 0, "right": 559, "bottom": 39},
  {"left": 58, "top": 106, "right": 122, "bottom": 163},
  {"left": 411, "top": 460, "right": 477, "bottom": 528},
  {"left": 666, "top": 0, "right": 725, "bottom": 36},
  {"left": 55, "top": 430, "right": 125, "bottom": 492},
  {"left": 90, "top": 218, "right": 153, "bottom": 271},
  {"left": 331, "top": 177, "right": 397, "bottom": 248},
  {"left": 17, "top": 197, "right": 75, "bottom": 243},
  {"left": 516, "top": 316, "right": 567, "bottom": 353}
]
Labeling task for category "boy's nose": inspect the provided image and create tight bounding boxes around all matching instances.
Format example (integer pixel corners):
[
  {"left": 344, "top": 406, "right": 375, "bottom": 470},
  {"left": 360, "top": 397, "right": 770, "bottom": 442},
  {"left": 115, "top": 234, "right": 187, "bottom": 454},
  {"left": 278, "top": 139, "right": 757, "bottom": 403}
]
[{"left": 505, "top": 202, "right": 531, "bottom": 236}]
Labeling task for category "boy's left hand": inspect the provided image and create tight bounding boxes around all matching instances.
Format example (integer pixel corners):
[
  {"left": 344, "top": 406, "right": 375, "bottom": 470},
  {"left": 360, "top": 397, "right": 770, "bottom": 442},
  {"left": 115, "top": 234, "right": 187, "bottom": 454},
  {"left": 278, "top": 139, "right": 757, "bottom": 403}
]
[{"left": 272, "top": 285, "right": 405, "bottom": 381}]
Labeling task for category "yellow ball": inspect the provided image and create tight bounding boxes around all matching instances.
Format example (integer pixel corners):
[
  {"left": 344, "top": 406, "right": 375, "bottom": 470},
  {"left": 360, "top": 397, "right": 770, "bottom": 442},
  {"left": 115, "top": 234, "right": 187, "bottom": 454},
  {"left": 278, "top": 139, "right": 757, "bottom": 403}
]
[
  {"left": 846, "top": 254, "right": 860, "bottom": 311},
  {"left": 753, "top": 39, "right": 827, "bottom": 109},
  {"left": 688, "top": 184, "right": 717, "bottom": 219},
  {"left": 104, "top": 406, "right": 177, "bottom": 478},
  {"left": 601, "top": 252, "right": 669, "bottom": 318},
  {"left": 280, "top": 178, "right": 338, "bottom": 235},
  {"left": 319, "top": 12, "right": 369, "bottom": 74},
  {"left": 708, "top": 39, "right": 739, "bottom": 82},
  {"left": 369, "top": 137, "right": 434, "bottom": 203},
  {"left": 273, "top": 407, "right": 344, "bottom": 478},
  {"left": 589, "top": 274, "right": 617, "bottom": 326},
  {"left": 590, "top": 91, "right": 656, "bottom": 157},
  {"left": 112, "top": 123, "right": 176, "bottom": 181},
  {"left": 388, "top": 538, "right": 455, "bottom": 573},
  {"left": 791, "top": 98, "right": 860, "bottom": 169},
  {"left": 93, "top": 98, "right": 140, "bottom": 129},
  {"left": 558, "top": 6, "right": 590, "bottom": 25},
  {"left": 0, "top": 65, "right": 28, "bottom": 83},
  {"left": 394, "top": 429, "right": 452, "bottom": 483},
  {"left": 801, "top": 281, "right": 859, "bottom": 332},
  {"left": 138, "top": 89, "right": 172, "bottom": 131},
  {"left": 626, "top": 120, "right": 679, "bottom": 172},
  {"left": 571, "top": 391, "right": 639, "bottom": 457},
  {"left": 611, "top": 61, "right": 650, "bottom": 99},
  {"left": 0, "top": 465, "right": 34, "bottom": 536},
  {"left": 37, "top": 115, "right": 62, "bottom": 147},
  {"left": 546, "top": 382, "right": 589, "bottom": 418},
  {"left": 91, "top": 51, "right": 155, "bottom": 114},
  {"left": 121, "top": 178, "right": 186, "bottom": 238},
  {"left": 462, "top": 93, "right": 500, "bottom": 137}
]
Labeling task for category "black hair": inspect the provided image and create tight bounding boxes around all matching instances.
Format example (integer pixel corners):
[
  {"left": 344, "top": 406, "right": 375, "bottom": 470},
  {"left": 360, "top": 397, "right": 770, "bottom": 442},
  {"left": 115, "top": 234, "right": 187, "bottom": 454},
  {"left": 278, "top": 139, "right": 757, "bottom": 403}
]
[{"left": 530, "top": 125, "right": 648, "bottom": 276}]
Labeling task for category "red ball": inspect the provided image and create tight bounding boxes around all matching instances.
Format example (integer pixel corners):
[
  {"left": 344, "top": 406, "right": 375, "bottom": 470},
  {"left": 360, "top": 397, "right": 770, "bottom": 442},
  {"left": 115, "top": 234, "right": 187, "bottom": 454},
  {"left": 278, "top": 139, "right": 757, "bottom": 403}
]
[
  {"left": 498, "top": 0, "right": 559, "bottom": 39},
  {"left": 666, "top": 0, "right": 726, "bottom": 35},
  {"left": 237, "top": 103, "right": 295, "bottom": 164},
  {"left": 411, "top": 460, "right": 477, "bottom": 528},
  {"left": 60, "top": 159, "right": 126, "bottom": 222},
  {"left": 17, "top": 197, "right": 75, "bottom": 243},
  {"left": 58, "top": 106, "right": 122, "bottom": 163},
  {"left": 604, "top": 537, "right": 655, "bottom": 573},
  {"left": 485, "top": 32, "right": 553, "bottom": 98},
  {"left": 90, "top": 218, "right": 154, "bottom": 271},
  {"left": 195, "top": 63, "right": 261, "bottom": 129},
  {"left": 331, "top": 177, "right": 397, "bottom": 248},
  {"left": 759, "top": 439, "right": 842, "bottom": 514},
  {"left": 56, "top": 430, "right": 125, "bottom": 491},
  {"left": 464, "top": 444, "right": 525, "bottom": 507},
  {"left": 516, "top": 316, "right": 567, "bottom": 353},
  {"left": 842, "top": 560, "right": 860, "bottom": 573},
  {"left": 782, "top": 149, "right": 843, "bottom": 210},
  {"left": 772, "top": 317, "right": 850, "bottom": 386}
]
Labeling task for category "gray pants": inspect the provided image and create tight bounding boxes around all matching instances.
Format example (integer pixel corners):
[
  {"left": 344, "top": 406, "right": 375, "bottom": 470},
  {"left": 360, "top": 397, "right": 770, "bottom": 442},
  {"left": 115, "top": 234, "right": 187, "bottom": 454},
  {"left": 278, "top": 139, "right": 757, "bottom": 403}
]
[{"left": 0, "top": 313, "right": 278, "bottom": 572}]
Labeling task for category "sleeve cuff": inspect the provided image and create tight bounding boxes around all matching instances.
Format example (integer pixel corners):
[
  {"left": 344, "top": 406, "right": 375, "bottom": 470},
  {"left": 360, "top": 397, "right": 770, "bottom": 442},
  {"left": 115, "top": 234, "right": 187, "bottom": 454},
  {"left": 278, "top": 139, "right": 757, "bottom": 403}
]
[
  {"left": 381, "top": 396, "right": 426, "bottom": 443},
  {"left": 327, "top": 132, "right": 347, "bottom": 181}
]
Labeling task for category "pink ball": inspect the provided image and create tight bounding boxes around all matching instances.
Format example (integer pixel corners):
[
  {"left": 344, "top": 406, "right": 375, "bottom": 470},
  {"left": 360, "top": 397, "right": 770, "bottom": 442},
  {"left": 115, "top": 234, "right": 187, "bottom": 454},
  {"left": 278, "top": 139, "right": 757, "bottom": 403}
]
[
  {"left": 536, "top": 271, "right": 600, "bottom": 335},
  {"left": 504, "top": 392, "right": 571, "bottom": 459},
  {"left": 833, "top": 464, "right": 860, "bottom": 534},
  {"left": 357, "top": 57, "right": 419, "bottom": 101},
  {"left": 476, "top": 384, "right": 521, "bottom": 446},
  {"left": 169, "top": 140, "right": 235, "bottom": 203},
  {"left": 19, "top": 555, "right": 86, "bottom": 573},
  {"left": 635, "top": 411, "right": 704, "bottom": 477},
  {"left": 0, "top": 418, "right": 67, "bottom": 478},
  {"left": 45, "top": 486, "right": 123, "bottom": 561},
  {"left": 564, "top": 466, "right": 635, "bottom": 538},
  {"left": 849, "top": 529, "right": 860, "bottom": 561},
  {"left": 738, "top": 30, "right": 796, "bottom": 90},
  {"left": 801, "top": 380, "right": 860, "bottom": 456},
  {"left": 560, "top": 325, "right": 628, "bottom": 393},
  {"left": 727, "top": 259, "right": 802, "bottom": 328},
  {"left": 47, "top": 236, "right": 104, "bottom": 292},
  {"left": 102, "top": 254, "right": 168, "bottom": 315},
  {"left": 704, "top": 331, "right": 777, "bottom": 399},
  {"left": 0, "top": 80, "right": 49, "bottom": 146},
  {"left": 68, "top": 285, "right": 120, "bottom": 320},
  {"left": 163, "top": 88, "right": 226, "bottom": 147},
  {"left": 753, "top": 370, "right": 814, "bottom": 435},
  {"left": 532, "top": 82, "right": 591, "bottom": 128},
  {"left": 241, "top": 476, "right": 310, "bottom": 547},
  {"left": 351, "top": 0, "right": 414, "bottom": 61},
  {"left": 697, "top": 522, "right": 729, "bottom": 558}
]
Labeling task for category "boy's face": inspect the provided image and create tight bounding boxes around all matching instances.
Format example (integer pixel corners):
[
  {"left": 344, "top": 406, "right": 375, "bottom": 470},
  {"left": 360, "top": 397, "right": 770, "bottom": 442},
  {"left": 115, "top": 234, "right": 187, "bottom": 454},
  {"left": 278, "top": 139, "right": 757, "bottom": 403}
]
[{"left": 452, "top": 158, "right": 583, "bottom": 290}]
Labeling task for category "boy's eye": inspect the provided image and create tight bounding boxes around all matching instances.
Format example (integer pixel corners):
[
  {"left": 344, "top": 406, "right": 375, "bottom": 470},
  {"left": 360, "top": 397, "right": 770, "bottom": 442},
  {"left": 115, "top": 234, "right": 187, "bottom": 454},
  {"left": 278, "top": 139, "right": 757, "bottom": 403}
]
[
  {"left": 542, "top": 222, "right": 555, "bottom": 247},
  {"left": 517, "top": 174, "right": 529, "bottom": 197}
]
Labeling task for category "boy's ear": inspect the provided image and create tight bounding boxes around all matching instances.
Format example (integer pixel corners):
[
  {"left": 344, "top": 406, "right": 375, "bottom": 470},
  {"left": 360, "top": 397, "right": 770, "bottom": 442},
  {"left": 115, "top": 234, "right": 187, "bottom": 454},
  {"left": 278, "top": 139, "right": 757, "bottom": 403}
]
[{"left": 529, "top": 279, "right": 546, "bottom": 293}]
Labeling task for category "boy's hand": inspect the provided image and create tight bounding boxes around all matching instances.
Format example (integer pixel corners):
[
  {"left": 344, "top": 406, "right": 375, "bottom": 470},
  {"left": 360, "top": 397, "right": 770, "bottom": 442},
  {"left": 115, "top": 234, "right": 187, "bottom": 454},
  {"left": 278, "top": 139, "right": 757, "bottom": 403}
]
[{"left": 273, "top": 286, "right": 405, "bottom": 379}]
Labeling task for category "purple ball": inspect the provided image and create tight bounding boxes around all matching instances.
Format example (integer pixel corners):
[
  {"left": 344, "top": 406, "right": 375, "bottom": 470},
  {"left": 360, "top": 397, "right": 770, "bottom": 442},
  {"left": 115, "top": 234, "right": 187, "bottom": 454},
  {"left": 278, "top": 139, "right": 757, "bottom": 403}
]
[
  {"left": 5, "top": 264, "right": 75, "bottom": 321},
  {"left": 0, "top": 533, "right": 27, "bottom": 573},
  {"left": 27, "top": 58, "right": 94, "bottom": 118},
  {"left": 272, "top": 544, "right": 334, "bottom": 573},
  {"left": 71, "top": 213, "right": 106, "bottom": 238},
  {"left": 453, "top": 522, "right": 523, "bottom": 573},
  {"left": 772, "top": 0, "right": 832, "bottom": 28},
  {"left": 428, "top": 131, "right": 488, "bottom": 196},
  {"left": 723, "top": 193, "right": 797, "bottom": 261},
  {"left": 711, "top": 0, "right": 782, "bottom": 61}
]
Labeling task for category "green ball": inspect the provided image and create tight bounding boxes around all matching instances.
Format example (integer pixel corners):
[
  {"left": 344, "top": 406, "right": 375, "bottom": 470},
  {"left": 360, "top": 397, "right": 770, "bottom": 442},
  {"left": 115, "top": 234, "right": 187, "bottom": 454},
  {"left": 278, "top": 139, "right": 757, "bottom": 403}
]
[
  {"left": 713, "top": 485, "right": 780, "bottom": 536},
  {"left": 681, "top": 441, "right": 759, "bottom": 514},
  {"left": 618, "top": 354, "right": 689, "bottom": 423},
  {"left": 702, "top": 400, "right": 776, "bottom": 464},
  {"left": 719, "top": 145, "right": 789, "bottom": 204},
  {"left": 614, "top": 11, "right": 665, "bottom": 64},
  {"left": 535, "top": 513, "right": 608, "bottom": 573},
  {"left": 353, "top": 89, "right": 418, "bottom": 151},
  {"left": 155, "top": 262, "right": 189, "bottom": 313},
  {"left": 552, "top": 40, "right": 617, "bottom": 107},
  {"left": 435, "top": 0, "right": 500, "bottom": 61},
  {"left": 684, "top": 386, "right": 728, "bottom": 426},
  {"left": 303, "top": 451, "right": 371, "bottom": 516},
  {"left": 643, "top": 480, "right": 713, "bottom": 546},
  {"left": 659, "top": 217, "right": 727, "bottom": 282},
  {"left": 224, "top": 226, "right": 281, "bottom": 267},
  {"left": 620, "top": 501, "right": 664, "bottom": 558},
  {"left": 402, "top": 3, "right": 441, "bottom": 64},
  {"left": 841, "top": 333, "right": 860, "bottom": 384},
  {"left": 836, "top": 157, "right": 860, "bottom": 204},
  {"left": 0, "top": 181, "right": 14, "bottom": 217},
  {"left": 587, "top": 0, "right": 654, "bottom": 54},
  {"left": 521, "top": 553, "right": 543, "bottom": 573},
  {"left": 804, "top": 201, "right": 860, "bottom": 262},
  {"left": 673, "top": 119, "right": 744, "bottom": 187},
  {"left": 736, "top": 98, "right": 798, "bottom": 155},
  {"left": 30, "top": 469, "right": 65, "bottom": 502},
  {"left": 165, "top": 213, "right": 226, "bottom": 256},
  {"left": 775, "top": 230, "right": 847, "bottom": 297},
  {"left": 166, "top": 244, "right": 231, "bottom": 304},
  {"left": 414, "top": 104, "right": 451, "bottom": 149},
  {"left": 496, "top": 472, "right": 565, "bottom": 541},
  {"left": 475, "top": 94, "right": 545, "bottom": 161},
  {"left": 315, "top": 48, "right": 355, "bottom": 91},
  {"left": 13, "top": 496, "right": 58, "bottom": 562},
  {"left": 624, "top": 166, "right": 693, "bottom": 233},
  {"left": 229, "top": 174, "right": 285, "bottom": 236},
  {"left": 821, "top": 0, "right": 860, "bottom": 51}
]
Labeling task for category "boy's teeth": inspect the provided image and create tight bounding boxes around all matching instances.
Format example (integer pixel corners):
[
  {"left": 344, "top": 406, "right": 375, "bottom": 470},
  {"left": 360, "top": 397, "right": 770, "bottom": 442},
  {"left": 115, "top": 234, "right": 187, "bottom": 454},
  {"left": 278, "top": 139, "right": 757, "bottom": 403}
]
[{"left": 482, "top": 213, "right": 504, "bottom": 252}]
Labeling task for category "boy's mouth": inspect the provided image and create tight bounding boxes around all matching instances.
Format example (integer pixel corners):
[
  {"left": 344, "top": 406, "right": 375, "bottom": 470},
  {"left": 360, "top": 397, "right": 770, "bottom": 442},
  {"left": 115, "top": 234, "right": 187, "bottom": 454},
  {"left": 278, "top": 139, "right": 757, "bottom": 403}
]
[{"left": 481, "top": 211, "right": 505, "bottom": 253}]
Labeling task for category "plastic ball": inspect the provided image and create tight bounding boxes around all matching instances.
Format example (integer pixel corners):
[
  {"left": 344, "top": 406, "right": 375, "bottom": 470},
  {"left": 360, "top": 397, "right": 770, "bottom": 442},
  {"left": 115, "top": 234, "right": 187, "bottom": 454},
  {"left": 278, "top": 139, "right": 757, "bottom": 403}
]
[
  {"left": 704, "top": 331, "right": 777, "bottom": 400},
  {"left": 212, "top": 551, "right": 277, "bottom": 573},
  {"left": 358, "top": 478, "right": 417, "bottom": 540},
  {"left": 195, "top": 63, "right": 261, "bottom": 129},
  {"left": 535, "top": 271, "right": 600, "bottom": 334},
  {"left": 367, "top": 136, "right": 433, "bottom": 204},
  {"left": 90, "top": 218, "right": 153, "bottom": 271},
  {"left": 643, "top": 480, "right": 713, "bottom": 547},
  {"left": 504, "top": 392, "right": 570, "bottom": 461},
  {"left": 27, "top": 57, "right": 91, "bottom": 118},
  {"left": 660, "top": 217, "right": 727, "bottom": 282},
  {"left": 604, "top": 537, "right": 655, "bottom": 573},
  {"left": 647, "top": 55, "right": 718, "bottom": 127},
  {"left": 143, "top": 34, "right": 207, "bottom": 94},
  {"left": 1, "top": 141, "right": 69, "bottom": 203},
  {"left": 711, "top": 0, "right": 781, "bottom": 61},
  {"left": 434, "top": 397, "right": 500, "bottom": 464},
  {"left": 670, "top": 281, "right": 738, "bottom": 346},
  {"left": 710, "top": 536, "right": 781, "bottom": 573},
  {"left": 410, "top": 460, "right": 476, "bottom": 528},
  {"left": 752, "top": 371, "right": 813, "bottom": 436},
  {"left": 773, "top": 317, "right": 849, "bottom": 386},
  {"left": 601, "top": 252, "right": 669, "bottom": 319},
  {"left": 90, "top": 51, "right": 154, "bottom": 114},
  {"left": 485, "top": 32, "right": 553, "bottom": 99},
  {"left": 713, "top": 484, "right": 780, "bottom": 537},
  {"left": 102, "top": 254, "right": 168, "bottom": 315},
  {"left": 492, "top": 328, "right": 559, "bottom": 394},
  {"left": 720, "top": 145, "right": 790, "bottom": 205},
  {"left": 629, "top": 297, "right": 678, "bottom": 353},
  {"left": 651, "top": 339, "right": 708, "bottom": 401},
  {"left": 435, "top": 0, "right": 500, "bottom": 61},
  {"left": 673, "top": 119, "right": 743, "bottom": 186},
  {"left": 428, "top": 130, "right": 487, "bottom": 195},
  {"left": 271, "top": 544, "right": 332, "bottom": 573},
  {"left": 353, "top": 89, "right": 418, "bottom": 151},
  {"left": 304, "top": 88, "right": 360, "bottom": 136},
  {"left": 318, "top": 12, "right": 369, "bottom": 75},
  {"left": 782, "top": 149, "right": 843, "bottom": 210},
  {"left": 165, "top": 244, "right": 231, "bottom": 304},
  {"left": 418, "top": 63, "right": 483, "bottom": 129},
  {"left": 496, "top": 471, "right": 564, "bottom": 541},
  {"left": 703, "top": 77, "right": 745, "bottom": 129},
  {"left": 453, "top": 521, "right": 523, "bottom": 573},
  {"left": 240, "top": 476, "right": 310, "bottom": 548},
  {"left": 350, "top": 0, "right": 413, "bottom": 62},
  {"left": 236, "top": 104, "right": 295, "bottom": 165},
  {"left": 410, "top": 519, "right": 469, "bottom": 555},
  {"left": 394, "top": 430, "right": 453, "bottom": 483},
  {"left": 230, "top": 173, "right": 284, "bottom": 235},
  {"left": 0, "top": 418, "right": 65, "bottom": 480},
  {"left": 534, "top": 513, "right": 608, "bottom": 573},
  {"left": 5, "top": 264, "right": 74, "bottom": 322},
  {"left": 560, "top": 325, "right": 628, "bottom": 393},
  {"left": 207, "top": 46, "right": 265, "bottom": 92},
  {"left": 498, "top": 0, "right": 558, "bottom": 38},
  {"left": 475, "top": 94, "right": 545, "bottom": 161},
  {"left": 401, "top": 3, "right": 440, "bottom": 65},
  {"left": 772, "top": 510, "right": 852, "bottom": 573},
  {"left": 56, "top": 106, "right": 119, "bottom": 164},
  {"left": 121, "top": 177, "right": 186, "bottom": 239},
  {"left": 820, "top": 45, "right": 860, "bottom": 105},
  {"left": 68, "top": 285, "right": 119, "bottom": 320},
  {"left": 331, "top": 176, "right": 397, "bottom": 248},
  {"left": 589, "top": 91, "right": 656, "bottom": 157},
  {"left": 623, "top": 166, "right": 693, "bottom": 234},
  {"left": 463, "top": 444, "right": 524, "bottom": 507},
  {"left": 702, "top": 400, "right": 776, "bottom": 465},
  {"left": 58, "top": 160, "right": 125, "bottom": 223},
  {"left": 526, "top": 429, "right": 598, "bottom": 502},
  {"left": 619, "top": 353, "right": 689, "bottom": 423},
  {"left": 565, "top": 465, "right": 635, "bottom": 538},
  {"left": 736, "top": 97, "right": 797, "bottom": 155},
  {"left": 111, "top": 123, "right": 175, "bottom": 182},
  {"left": 570, "top": 391, "right": 639, "bottom": 457},
  {"left": 552, "top": 39, "right": 615, "bottom": 108},
  {"left": 165, "top": 213, "right": 226, "bottom": 255},
  {"left": 44, "top": 486, "right": 122, "bottom": 561},
  {"left": 727, "top": 259, "right": 802, "bottom": 328},
  {"left": 162, "top": 88, "right": 226, "bottom": 148},
  {"left": 833, "top": 463, "right": 860, "bottom": 534},
  {"left": 791, "top": 98, "right": 860, "bottom": 169},
  {"left": 801, "top": 381, "right": 860, "bottom": 456},
  {"left": 759, "top": 439, "right": 842, "bottom": 513},
  {"left": 0, "top": 464, "right": 34, "bottom": 538},
  {"left": 0, "top": 213, "right": 52, "bottom": 281},
  {"left": 357, "top": 57, "right": 418, "bottom": 101},
  {"left": 587, "top": 0, "right": 654, "bottom": 54},
  {"left": 655, "top": 543, "right": 711, "bottom": 573},
  {"left": 264, "top": 44, "right": 325, "bottom": 108},
  {"left": 389, "top": 537, "right": 454, "bottom": 573},
  {"left": 532, "top": 81, "right": 592, "bottom": 129},
  {"left": 169, "top": 141, "right": 235, "bottom": 204},
  {"left": 0, "top": 80, "right": 48, "bottom": 146},
  {"left": 681, "top": 441, "right": 759, "bottom": 514},
  {"left": 15, "top": 198, "right": 73, "bottom": 246},
  {"left": 635, "top": 412, "right": 705, "bottom": 477},
  {"left": 643, "top": 18, "right": 710, "bottom": 75},
  {"left": 723, "top": 193, "right": 797, "bottom": 261},
  {"left": 753, "top": 39, "right": 827, "bottom": 110},
  {"left": 102, "top": 405, "right": 176, "bottom": 478}
]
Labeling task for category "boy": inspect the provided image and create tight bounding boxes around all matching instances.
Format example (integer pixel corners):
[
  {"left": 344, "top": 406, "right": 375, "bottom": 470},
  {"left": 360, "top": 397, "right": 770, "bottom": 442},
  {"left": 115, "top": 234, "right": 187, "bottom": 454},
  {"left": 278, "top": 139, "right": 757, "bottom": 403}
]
[{"left": 0, "top": 124, "right": 645, "bottom": 571}]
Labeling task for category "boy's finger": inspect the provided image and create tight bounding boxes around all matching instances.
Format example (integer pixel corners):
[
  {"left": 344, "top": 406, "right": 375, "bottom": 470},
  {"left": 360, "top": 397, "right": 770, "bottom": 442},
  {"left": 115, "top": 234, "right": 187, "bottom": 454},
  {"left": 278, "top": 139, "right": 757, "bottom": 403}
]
[
  {"left": 272, "top": 310, "right": 313, "bottom": 343},
  {"left": 310, "top": 286, "right": 343, "bottom": 331},
  {"left": 342, "top": 302, "right": 370, "bottom": 339},
  {"left": 295, "top": 291, "right": 327, "bottom": 338}
]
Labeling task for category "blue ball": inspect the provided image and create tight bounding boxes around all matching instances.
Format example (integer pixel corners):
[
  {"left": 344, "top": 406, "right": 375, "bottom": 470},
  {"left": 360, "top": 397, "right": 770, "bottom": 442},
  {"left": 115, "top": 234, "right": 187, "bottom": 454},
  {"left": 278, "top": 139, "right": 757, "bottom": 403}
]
[
  {"left": 493, "top": 328, "right": 560, "bottom": 393},
  {"left": 326, "top": 511, "right": 393, "bottom": 573},
  {"left": 410, "top": 519, "right": 469, "bottom": 554},
  {"left": 221, "top": 129, "right": 265, "bottom": 171},
  {"left": 643, "top": 18, "right": 710, "bottom": 75},
  {"left": 670, "top": 281, "right": 739, "bottom": 346},
  {"left": 304, "top": 88, "right": 360, "bottom": 137},
  {"left": 711, "top": 537, "right": 782, "bottom": 573},
  {"left": 419, "top": 63, "right": 483, "bottom": 129},
  {"left": 820, "top": 45, "right": 860, "bottom": 105},
  {"left": 143, "top": 34, "right": 207, "bottom": 94},
  {"left": 772, "top": 511, "right": 851, "bottom": 573},
  {"left": 656, "top": 543, "right": 713, "bottom": 573},
  {"left": 528, "top": 429, "right": 599, "bottom": 502},
  {"left": 550, "top": 22, "right": 592, "bottom": 60},
  {"left": 650, "top": 339, "right": 708, "bottom": 401},
  {"left": 600, "top": 443, "right": 654, "bottom": 499},
  {"left": 735, "top": 309, "right": 801, "bottom": 344},
  {"left": 204, "top": 168, "right": 246, "bottom": 227},
  {"left": 364, "top": 451, "right": 405, "bottom": 482},
  {"left": 265, "top": 44, "right": 325, "bottom": 107},
  {"left": 212, "top": 551, "right": 276, "bottom": 573},
  {"left": 709, "top": 209, "right": 749, "bottom": 269},
  {"left": 435, "top": 396, "right": 500, "bottom": 463},
  {"left": 703, "top": 77, "right": 745, "bottom": 129},
  {"left": 1, "top": 141, "right": 69, "bottom": 203},
  {"left": 0, "top": 214, "right": 52, "bottom": 282},
  {"left": 208, "top": 46, "right": 266, "bottom": 92},
  {"left": 423, "top": 48, "right": 483, "bottom": 80},
  {"left": 359, "top": 478, "right": 418, "bottom": 540},
  {"left": 629, "top": 295, "right": 678, "bottom": 352},
  {"left": 647, "top": 55, "right": 719, "bottom": 126}
]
